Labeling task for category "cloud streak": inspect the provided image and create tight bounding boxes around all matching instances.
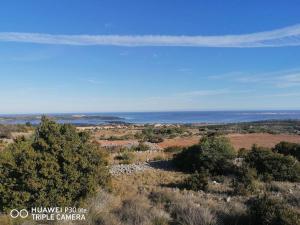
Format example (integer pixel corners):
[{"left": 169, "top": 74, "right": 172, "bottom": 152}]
[
  {"left": 1, "top": 24, "right": 300, "bottom": 47},
  {"left": 209, "top": 68, "right": 300, "bottom": 88}
]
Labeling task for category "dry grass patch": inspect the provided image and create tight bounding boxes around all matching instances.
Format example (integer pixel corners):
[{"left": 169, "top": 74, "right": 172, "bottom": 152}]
[{"left": 112, "top": 169, "right": 186, "bottom": 197}]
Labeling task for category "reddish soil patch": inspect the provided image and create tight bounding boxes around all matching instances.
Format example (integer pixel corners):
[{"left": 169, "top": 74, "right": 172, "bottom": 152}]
[
  {"left": 227, "top": 133, "right": 300, "bottom": 150},
  {"left": 158, "top": 136, "right": 200, "bottom": 148},
  {"left": 158, "top": 133, "right": 300, "bottom": 150}
]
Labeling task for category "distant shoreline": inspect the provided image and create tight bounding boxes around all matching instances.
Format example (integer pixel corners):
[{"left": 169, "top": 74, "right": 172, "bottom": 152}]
[{"left": 1, "top": 111, "right": 300, "bottom": 125}]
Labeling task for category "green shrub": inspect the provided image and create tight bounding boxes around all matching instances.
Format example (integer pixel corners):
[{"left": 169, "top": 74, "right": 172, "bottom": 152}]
[
  {"left": 134, "top": 142, "right": 150, "bottom": 152},
  {"left": 0, "top": 128, "right": 12, "bottom": 139},
  {"left": 273, "top": 141, "right": 300, "bottom": 161},
  {"left": 115, "top": 151, "right": 135, "bottom": 164},
  {"left": 173, "top": 135, "right": 236, "bottom": 175},
  {"left": 153, "top": 156, "right": 164, "bottom": 161},
  {"left": 245, "top": 146, "right": 300, "bottom": 182},
  {"left": 248, "top": 195, "right": 300, "bottom": 225},
  {"left": 232, "top": 165, "right": 258, "bottom": 195},
  {"left": 137, "top": 126, "right": 185, "bottom": 143},
  {"left": 182, "top": 170, "right": 209, "bottom": 191},
  {"left": 0, "top": 116, "right": 110, "bottom": 212},
  {"left": 147, "top": 135, "right": 164, "bottom": 143},
  {"left": 148, "top": 191, "right": 173, "bottom": 206},
  {"left": 237, "top": 148, "right": 248, "bottom": 157},
  {"left": 164, "top": 146, "right": 182, "bottom": 153},
  {"left": 114, "top": 197, "right": 151, "bottom": 225},
  {"left": 170, "top": 200, "right": 217, "bottom": 225}
]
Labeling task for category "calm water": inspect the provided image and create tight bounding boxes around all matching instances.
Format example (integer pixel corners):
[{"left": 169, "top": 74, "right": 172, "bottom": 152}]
[{"left": 1, "top": 111, "right": 300, "bottom": 125}]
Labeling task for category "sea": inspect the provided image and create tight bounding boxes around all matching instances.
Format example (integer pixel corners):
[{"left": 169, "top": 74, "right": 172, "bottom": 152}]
[{"left": 1, "top": 110, "right": 300, "bottom": 125}]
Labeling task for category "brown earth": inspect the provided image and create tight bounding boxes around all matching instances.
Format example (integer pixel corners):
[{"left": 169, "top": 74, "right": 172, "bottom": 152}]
[
  {"left": 227, "top": 133, "right": 300, "bottom": 150},
  {"left": 158, "top": 133, "right": 300, "bottom": 150},
  {"left": 158, "top": 136, "right": 200, "bottom": 148}
]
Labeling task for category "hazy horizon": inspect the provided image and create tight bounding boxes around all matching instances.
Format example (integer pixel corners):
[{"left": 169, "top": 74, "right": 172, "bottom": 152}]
[{"left": 1, "top": 109, "right": 300, "bottom": 116}]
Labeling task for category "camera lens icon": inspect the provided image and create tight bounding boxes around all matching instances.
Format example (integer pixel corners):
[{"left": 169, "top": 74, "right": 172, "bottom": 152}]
[{"left": 10, "top": 209, "right": 29, "bottom": 218}]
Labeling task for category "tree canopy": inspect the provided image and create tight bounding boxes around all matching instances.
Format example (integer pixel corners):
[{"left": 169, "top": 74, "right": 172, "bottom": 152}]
[{"left": 0, "top": 116, "right": 110, "bottom": 212}]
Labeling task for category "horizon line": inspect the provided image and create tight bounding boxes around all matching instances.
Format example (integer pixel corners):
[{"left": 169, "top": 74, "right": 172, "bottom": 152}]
[{"left": 1, "top": 109, "right": 300, "bottom": 115}]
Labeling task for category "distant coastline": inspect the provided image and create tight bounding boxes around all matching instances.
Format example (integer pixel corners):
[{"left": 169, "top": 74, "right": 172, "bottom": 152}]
[{"left": 1, "top": 110, "right": 300, "bottom": 125}]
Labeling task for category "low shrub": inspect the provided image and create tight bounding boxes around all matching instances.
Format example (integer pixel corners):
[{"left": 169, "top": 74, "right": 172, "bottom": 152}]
[
  {"left": 0, "top": 128, "right": 12, "bottom": 139},
  {"left": 170, "top": 200, "right": 217, "bottom": 225},
  {"left": 152, "top": 216, "right": 169, "bottom": 225},
  {"left": 134, "top": 142, "right": 150, "bottom": 152},
  {"left": 232, "top": 165, "right": 258, "bottom": 195},
  {"left": 164, "top": 146, "right": 182, "bottom": 153},
  {"left": 182, "top": 170, "right": 209, "bottom": 191},
  {"left": 137, "top": 126, "right": 185, "bottom": 143},
  {"left": 114, "top": 197, "right": 151, "bottom": 225},
  {"left": 248, "top": 195, "right": 300, "bottom": 225},
  {"left": 173, "top": 135, "right": 236, "bottom": 175},
  {"left": 147, "top": 135, "right": 164, "bottom": 143},
  {"left": 148, "top": 191, "right": 173, "bottom": 206},
  {"left": 153, "top": 156, "right": 164, "bottom": 161},
  {"left": 245, "top": 145, "right": 300, "bottom": 182},
  {"left": 273, "top": 141, "right": 300, "bottom": 161},
  {"left": 115, "top": 152, "right": 135, "bottom": 164},
  {"left": 237, "top": 148, "right": 248, "bottom": 157}
]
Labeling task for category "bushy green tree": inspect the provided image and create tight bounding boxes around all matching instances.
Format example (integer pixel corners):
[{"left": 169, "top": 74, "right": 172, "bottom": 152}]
[
  {"left": 0, "top": 116, "right": 110, "bottom": 212},
  {"left": 173, "top": 135, "right": 236, "bottom": 175},
  {"left": 245, "top": 145, "right": 300, "bottom": 182},
  {"left": 273, "top": 141, "right": 300, "bottom": 161}
]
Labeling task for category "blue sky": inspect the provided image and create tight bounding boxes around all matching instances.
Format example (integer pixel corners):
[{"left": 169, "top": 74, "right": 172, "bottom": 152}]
[{"left": 0, "top": 0, "right": 300, "bottom": 113}]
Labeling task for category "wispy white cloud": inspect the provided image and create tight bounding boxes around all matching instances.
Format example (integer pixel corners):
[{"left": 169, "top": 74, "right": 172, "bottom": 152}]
[
  {"left": 263, "top": 92, "right": 300, "bottom": 97},
  {"left": 1, "top": 24, "right": 300, "bottom": 47},
  {"left": 178, "top": 68, "right": 192, "bottom": 73},
  {"left": 78, "top": 78, "right": 103, "bottom": 85},
  {"left": 177, "top": 89, "right": 230, "bottom": 97},
  {"left": 86, "top": 79, "right": 103, "bottom": 85},
  {"left": 239, "top": 69, "right": 300, "bottom": 88},
  {"left": 210, "top": 68, "right": 300, "bottom": 88}
]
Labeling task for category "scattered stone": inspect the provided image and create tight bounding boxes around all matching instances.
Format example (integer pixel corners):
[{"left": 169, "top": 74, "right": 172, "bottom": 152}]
[
  {"left": 109, "top": 162, "right": 151, "bottom": 176},
  {"left": 212, "top": 181, "right": 219, "bottom": 185},
  {"left": 225, "top": 197, "right": 231, "bottom": 203}
]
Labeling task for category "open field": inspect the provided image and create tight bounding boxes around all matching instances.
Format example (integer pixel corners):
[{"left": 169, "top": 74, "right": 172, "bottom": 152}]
[
  {"left": 228, "top": 133, "right": 300, "bottom": 150},
  {"left": 95, "top": 132, "right": 300, "bottom": 151},
  {"left": 159, "top": 133, "right": 300, "bottom": 150}
]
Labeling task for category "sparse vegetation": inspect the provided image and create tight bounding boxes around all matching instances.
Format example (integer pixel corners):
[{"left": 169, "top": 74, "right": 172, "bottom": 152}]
[
  {"left": 135, "top": 126, "right": 188, "bottom": 143},
  {"left": 182, "top": 170, "right": 209, "bottom": 191},
  {"left": 164, "top": 146, "right": 182, "bottom": 153},
  {"left": 114, "top": 151, "right": 135, "bottom": 164},
  {"left": 169, "top": 200, "right": 217, "bottom": 225},
  {"left": 133, "top": 142, "right": 150, "bottom": 151},
  {"left": 2, "top": 120, "right": 300, "bottom": 225},
  {"left": 198, "top": 120, "right": 300, "bottom": 135},
  {"left": 0, "top": 124, "right": 30, "bottom": 139},
  {"left": 248, "top": 195, "right": 300, "bottom": 225}
]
